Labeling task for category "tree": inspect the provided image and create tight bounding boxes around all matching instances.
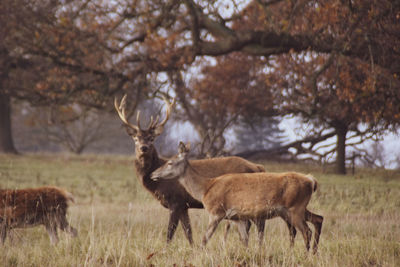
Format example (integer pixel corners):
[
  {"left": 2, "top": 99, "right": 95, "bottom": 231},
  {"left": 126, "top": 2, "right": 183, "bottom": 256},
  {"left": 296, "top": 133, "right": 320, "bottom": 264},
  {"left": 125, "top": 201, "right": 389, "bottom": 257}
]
[
  {"left": 183, "top": 0, "right": 400, "bottom": 77},
  {"left": 268, "top": 52, "right": 400, "bottom": 173},
  {"left": 104, "top": 0, "right": 399, "bottom": 78},
  {"left": 0, "top": 0, "right": 148, "bottom": 153},
  {"left": 164, "top": 1, "right": 398, "bottom": 173},
  {"left": 127, "top": 0, "right": 399, "bottom": 168},
  {"left": 234, "top": 116, "right": 284, "bottom": 154},
  {"left": 169, "top": 52, "right": 276, "bottom": 157},
  {"left": 2, "top": 0, "right": 399, "bottom": 166},
  {"left": 34, "top": 104, "right": 111, "bottom": 154},
  {"left": 0, "top": 91, "right": 17, "bottom": 154},
  {"left": 360, "top": 141, "right": 387, "bottom": 169}
]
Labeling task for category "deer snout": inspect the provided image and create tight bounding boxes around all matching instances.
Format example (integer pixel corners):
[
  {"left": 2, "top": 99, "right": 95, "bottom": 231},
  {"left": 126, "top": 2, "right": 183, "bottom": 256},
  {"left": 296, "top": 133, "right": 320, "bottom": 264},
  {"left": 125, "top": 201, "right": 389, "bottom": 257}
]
[
  {"left": 150, "top": 173, "right": 160, "bottom": 181},
  {"left": 140, "top": 145, "right": 149, "bottom": 152}
]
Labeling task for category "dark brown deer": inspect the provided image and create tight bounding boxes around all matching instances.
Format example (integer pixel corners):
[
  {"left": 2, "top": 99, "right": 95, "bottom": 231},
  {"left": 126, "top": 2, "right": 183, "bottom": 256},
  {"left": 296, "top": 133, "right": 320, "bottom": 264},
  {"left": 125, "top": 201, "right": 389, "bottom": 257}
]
[
  {"left": 0, "top": 186, "right": 77, "bottom": 245},
  {"left": 114, "top": 95, "right": 265, "bottom": 244},
  {"left": 151, "top": 142, "right": 324, "bottom": 253}
]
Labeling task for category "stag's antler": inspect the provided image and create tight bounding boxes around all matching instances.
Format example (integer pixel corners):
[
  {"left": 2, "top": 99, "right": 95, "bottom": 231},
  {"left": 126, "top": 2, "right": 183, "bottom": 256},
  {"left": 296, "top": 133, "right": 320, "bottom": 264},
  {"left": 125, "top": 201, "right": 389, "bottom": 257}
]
[
  {"left": 150, "top": 94, "right": 176, "bottom": 131},
  {"left": 114, "top": 94, "right": 140, "bottom": 132},
  {"left": 114, "top": 94, "right": 175, "bottom": 133}
]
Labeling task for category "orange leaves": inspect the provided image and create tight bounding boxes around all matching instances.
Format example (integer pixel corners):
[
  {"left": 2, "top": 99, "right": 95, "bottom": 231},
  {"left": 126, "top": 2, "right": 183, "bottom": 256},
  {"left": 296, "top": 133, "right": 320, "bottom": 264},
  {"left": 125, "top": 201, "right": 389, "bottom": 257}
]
[
  {"left": 35, "top": 82, "right": 49, "bottom": 92},
  {"left": 271, "top": 47, "right": 400, "bottom": 129},
  {"left": 146, "top": 252, "right": 156, "bottom": 260},
  {"left": 32, "top": 66, "right": 81, "bottom": 102},
  {"left": 144, "top": 32, "right": 193, "bottom": 69},
  {"left": 190, "top": 53, "right": 275, "bottom": 119},
  {"left": 58, "top": 15, "right": 72, "bottom": 28}
]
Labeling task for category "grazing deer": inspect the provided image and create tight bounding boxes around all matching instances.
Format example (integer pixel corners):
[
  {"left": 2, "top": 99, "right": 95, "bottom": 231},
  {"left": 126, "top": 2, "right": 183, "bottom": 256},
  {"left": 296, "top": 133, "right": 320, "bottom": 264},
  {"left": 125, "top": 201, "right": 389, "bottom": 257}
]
[
  {"left": 114, "top": 95, "right": 265, "bottom": 245},
  {"left": 151, "top": 142, "right": 323, "bottom": 253},
  {"left": 0, "top": 186, "right": 77, "bottom": 245}
]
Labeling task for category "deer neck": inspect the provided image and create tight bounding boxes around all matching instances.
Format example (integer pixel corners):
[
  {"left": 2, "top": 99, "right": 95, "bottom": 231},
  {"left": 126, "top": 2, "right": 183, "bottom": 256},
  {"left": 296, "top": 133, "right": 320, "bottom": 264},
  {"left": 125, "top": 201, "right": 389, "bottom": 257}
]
[
  {"left": 178, "top": 163, "right": 213, "bottom": 202},
  {"left": 134, "top": 147, "right": 164, "bottom": 190}
]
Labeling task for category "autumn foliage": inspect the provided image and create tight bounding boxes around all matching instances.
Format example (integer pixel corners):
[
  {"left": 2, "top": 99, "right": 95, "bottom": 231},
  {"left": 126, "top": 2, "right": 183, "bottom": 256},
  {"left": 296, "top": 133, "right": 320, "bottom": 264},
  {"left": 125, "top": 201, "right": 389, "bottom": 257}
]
[{"left": 1, "top": 0, "right": 399, "bottom": 172}]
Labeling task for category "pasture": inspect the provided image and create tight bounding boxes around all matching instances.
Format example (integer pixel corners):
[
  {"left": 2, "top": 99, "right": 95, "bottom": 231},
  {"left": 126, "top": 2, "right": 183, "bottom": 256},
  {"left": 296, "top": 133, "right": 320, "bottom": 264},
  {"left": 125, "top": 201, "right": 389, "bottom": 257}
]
[{"left": 0, "top": 154, "right": 399, "bottom": 266}]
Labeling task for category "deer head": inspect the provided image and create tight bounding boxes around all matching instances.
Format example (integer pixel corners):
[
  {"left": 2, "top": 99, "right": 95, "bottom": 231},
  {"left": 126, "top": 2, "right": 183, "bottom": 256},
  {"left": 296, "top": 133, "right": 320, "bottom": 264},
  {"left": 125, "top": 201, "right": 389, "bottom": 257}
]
[
  {"left": 114, "top": 94, "right": 175, "bottom": 158},
  {"left": 151, "top": 142, "right": 190, "bottom": 181}
]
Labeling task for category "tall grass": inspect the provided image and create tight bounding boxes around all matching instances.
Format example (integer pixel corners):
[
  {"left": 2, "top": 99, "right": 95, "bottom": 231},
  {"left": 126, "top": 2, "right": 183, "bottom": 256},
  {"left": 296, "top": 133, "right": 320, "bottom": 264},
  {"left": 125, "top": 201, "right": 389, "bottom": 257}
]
[{"left": 0, "top": 154, "right": 399, "bottom": 266}]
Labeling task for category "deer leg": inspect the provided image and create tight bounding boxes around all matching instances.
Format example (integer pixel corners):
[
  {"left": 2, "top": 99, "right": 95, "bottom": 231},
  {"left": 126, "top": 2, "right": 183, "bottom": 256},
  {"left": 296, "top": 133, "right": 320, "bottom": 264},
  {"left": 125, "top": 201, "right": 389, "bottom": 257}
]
[
  {"left": 202, "top": 214, "right": 223, "bottom": 246},
  {"left": 285, "top": 220, "right": 297, "bottom": 247},
  {"left": 290, "top": 213, "right": 312, "bottom": 251},
  {"left": 253, "top": 219, "right": 265, "bottom": 246},
  {"left": 0, "top": 223, "right": 7, "bottom": 245},
  {"left": 233, "top": 220, "right": 250, "bottom": 246},
  {"left": 223, "top": 221, "right": 231, "bottom": 241},
  {"left": 45, "top": 223, "right": 59, "bottom": 245},
  {"left": 301, "top": 221, "right": 312, "bottom": 252},
  {"left": 280, "top": 210, "right": 297, "bottom": 247},
  {"left": 166, "top": 208, "right": 180, "bottom": 244},
  {"left": 57, "top": 215, "right": 78, "bottom": 238},
  {"left": 245, "top": 219, "right": 251, "bottom": 236},
  {"left": 179, "top": 209, "right": 193, "bottom": 245},
  {"left": 224, "top": 220, "right": 250, "bottom": 242},
  {"left": 305, "top": 209, "right": 323, "bottom": 254}
]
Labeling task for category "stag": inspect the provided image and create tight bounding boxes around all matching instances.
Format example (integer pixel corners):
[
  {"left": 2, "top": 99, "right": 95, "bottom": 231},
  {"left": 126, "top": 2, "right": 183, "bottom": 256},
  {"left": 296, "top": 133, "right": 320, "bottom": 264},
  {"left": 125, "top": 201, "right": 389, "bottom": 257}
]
[
  {"left": 151, "top": 142, "right": 323, "bottom": 253},
  {"left": 115, "top": 95, "right": 265, "bottom": 244}
]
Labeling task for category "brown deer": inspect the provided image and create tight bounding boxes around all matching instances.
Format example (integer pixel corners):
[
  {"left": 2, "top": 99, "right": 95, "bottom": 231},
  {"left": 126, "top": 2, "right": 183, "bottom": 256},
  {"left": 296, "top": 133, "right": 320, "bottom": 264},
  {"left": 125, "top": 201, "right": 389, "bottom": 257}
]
[
  {"left": 114, "top": 95, "right": 265, "bottom": 244},
  {"left": 0, "top": 186, "right": 77, "bottom": 245},
  {"left": 151, "top": 142, "right": 323, "bottom": 253}
]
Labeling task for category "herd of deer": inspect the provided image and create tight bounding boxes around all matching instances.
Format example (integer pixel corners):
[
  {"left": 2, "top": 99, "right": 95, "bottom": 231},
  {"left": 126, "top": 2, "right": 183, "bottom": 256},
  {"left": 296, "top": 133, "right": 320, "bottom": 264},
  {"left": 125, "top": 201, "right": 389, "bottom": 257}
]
[{"left": 0, "top": 95, "right": 323, "bottom": 254}]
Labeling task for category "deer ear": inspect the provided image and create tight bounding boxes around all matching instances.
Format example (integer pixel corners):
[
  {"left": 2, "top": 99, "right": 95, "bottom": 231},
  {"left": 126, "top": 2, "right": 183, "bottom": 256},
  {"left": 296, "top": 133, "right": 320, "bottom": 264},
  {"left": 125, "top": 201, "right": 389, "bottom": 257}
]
[
  {"left": 185, "top": 142, "right": 191, "bottom": 151},
  {"left": 125, "top": 125, "right": 138, "bottom": 136},
  {"left": 178, "top": 141, "right": 186, "bottom": 154},
  {"left": 153, "top": 125, "right": 164, "bottom": 137}
]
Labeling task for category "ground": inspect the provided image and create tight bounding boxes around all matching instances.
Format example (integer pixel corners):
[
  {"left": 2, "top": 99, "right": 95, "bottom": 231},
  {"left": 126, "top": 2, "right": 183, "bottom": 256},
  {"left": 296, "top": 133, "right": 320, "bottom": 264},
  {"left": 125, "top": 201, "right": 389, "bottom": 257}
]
[{"left": 0, "top": 154, "right": 399, "bottom": 266}]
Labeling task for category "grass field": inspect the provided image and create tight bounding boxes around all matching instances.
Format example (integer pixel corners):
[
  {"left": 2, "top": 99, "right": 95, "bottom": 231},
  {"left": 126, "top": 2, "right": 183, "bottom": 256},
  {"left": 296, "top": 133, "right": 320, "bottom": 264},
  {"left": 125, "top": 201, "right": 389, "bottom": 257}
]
[{"left": 1, "top": 153, "right": 399, "bottom": 266}]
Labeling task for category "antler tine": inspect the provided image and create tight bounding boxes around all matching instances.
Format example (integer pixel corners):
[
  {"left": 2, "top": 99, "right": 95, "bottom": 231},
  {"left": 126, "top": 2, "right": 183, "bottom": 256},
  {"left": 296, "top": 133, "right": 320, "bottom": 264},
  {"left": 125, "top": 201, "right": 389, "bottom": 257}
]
[
  {"left": 145, "top": 114, "right": 159, "bottom": 130},
  {"left": 152, "top": 115, "right": 160, "bottom": 128},
  {"left": 147, "top": 115, "right": 154, "bottom": 130},
  {"left": 136, "top": 110, "right": 142, "bottom": 130},
  {"left": 114, "top": 95, "right": 139, "bottom": 131},
  {"left": 157, "top": 95, "right": 176, "bottom": 129}
]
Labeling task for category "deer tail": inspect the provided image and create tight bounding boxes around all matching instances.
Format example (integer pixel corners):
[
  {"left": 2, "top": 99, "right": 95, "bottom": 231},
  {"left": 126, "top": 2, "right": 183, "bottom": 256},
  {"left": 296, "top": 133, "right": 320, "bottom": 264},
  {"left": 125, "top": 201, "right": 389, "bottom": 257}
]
[
  {"left": 306, "top": 174, "right": 318, "bottom": 192},
  {"left": 63, "top": 190, "right": 75, "bottom": 204},
  {"left": 256, "top": 164, "right": 266, "bottom": 172}
]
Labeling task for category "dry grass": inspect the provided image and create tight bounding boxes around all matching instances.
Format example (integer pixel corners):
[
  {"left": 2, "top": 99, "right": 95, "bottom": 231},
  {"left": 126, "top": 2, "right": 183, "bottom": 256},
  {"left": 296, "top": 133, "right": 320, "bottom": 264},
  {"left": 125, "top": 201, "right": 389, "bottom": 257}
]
[{"left": 0, "top": 154, "right": 399, "bottom": 266}]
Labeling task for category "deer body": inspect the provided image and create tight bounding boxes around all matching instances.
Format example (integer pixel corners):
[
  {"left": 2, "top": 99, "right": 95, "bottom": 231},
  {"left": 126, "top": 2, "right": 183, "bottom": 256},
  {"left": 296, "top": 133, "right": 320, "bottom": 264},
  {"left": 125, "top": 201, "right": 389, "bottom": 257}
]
[
  {"left": 151, "top": 143, "right": 323, "bottom": 253},
  {"left": 199, "top": 173, "right": 315, "bottom": 220},
  {"left": 115, "top": 95, "right": 263, "bottom": 244},
  {"left": 0, "top": 186, "right": 77, "bottom": 245}
]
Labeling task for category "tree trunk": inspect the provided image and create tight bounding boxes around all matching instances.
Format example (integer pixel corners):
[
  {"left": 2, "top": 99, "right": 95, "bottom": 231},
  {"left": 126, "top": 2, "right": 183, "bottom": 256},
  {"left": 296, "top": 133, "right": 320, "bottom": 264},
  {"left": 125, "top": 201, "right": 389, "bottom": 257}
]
[
  {"left": 0, "top": 91, "right": 18, "bottom": 154},
  {"left": 335, "top": 125, "right": 348, "bottom": 175}
]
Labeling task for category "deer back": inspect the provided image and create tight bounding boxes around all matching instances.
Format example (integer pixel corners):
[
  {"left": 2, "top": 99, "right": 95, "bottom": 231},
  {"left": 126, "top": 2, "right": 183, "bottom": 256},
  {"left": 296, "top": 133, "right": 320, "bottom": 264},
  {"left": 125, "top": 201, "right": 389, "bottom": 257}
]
[{"left": 189, "top": 156, "right": 265, "bottom": 178}]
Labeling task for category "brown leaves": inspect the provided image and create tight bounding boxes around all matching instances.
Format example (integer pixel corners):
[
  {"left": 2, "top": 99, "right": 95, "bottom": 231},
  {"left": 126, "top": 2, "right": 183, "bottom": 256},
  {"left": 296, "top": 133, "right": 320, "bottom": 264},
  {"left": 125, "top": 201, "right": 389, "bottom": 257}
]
[
  {"left": 191, "top": 52, "right": 276, "bottom": 119},
  {"left": 270, "top": 49, "right": 400, "bottom": 131},
  {"left": 146, "top": 252, "right": 156, "bottom": 260}
]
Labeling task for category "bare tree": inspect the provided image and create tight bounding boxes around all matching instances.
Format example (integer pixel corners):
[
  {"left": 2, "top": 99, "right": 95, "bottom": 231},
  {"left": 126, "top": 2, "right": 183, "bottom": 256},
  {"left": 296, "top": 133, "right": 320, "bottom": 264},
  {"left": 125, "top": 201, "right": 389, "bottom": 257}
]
[
  {"left": 360, "top": 141, "right": 387, "bottom": 169},
  {"left": 34, "top": 104, "right": 110, "bottom": 154}
]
